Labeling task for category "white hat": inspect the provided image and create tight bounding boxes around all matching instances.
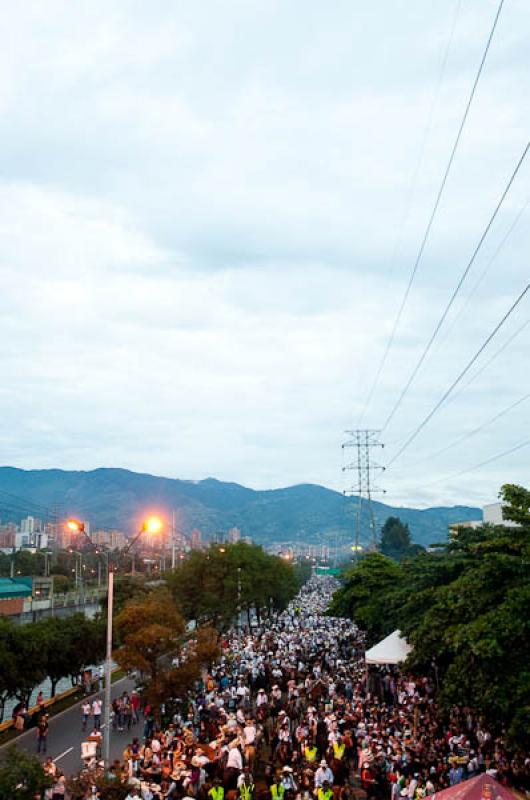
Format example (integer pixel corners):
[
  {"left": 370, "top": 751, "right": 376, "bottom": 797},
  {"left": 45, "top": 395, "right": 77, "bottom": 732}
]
[{"left": 320, "top": 760, "right": 328, "bottom": 767}]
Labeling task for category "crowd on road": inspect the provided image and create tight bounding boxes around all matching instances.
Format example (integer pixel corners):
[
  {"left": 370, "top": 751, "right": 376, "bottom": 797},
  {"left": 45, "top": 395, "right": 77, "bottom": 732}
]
[{"left": 43, "top": 576, "right": 529, "bottom": 800}]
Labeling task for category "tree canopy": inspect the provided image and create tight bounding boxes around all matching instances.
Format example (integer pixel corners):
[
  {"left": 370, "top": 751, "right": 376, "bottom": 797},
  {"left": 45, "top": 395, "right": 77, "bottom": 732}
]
[
  {"left": 0, "top": 745, "right": 52, "bottom": 800},
  {"left": 329, "top": 483, "right": 530, "bottom": 749},
  {"left": 114, "top": 589, "right": 218, "bottom": 710},
  {"left": 379, "top": 515, "right": 424, "bottom": 561},
  {"left": 165, "top": 542, "right": 299, "bottom": 630}
]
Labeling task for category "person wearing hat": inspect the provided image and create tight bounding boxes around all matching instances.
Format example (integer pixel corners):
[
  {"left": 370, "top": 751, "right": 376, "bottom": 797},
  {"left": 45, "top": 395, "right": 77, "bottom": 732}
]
[
  {"left": 314, "top": 761, "right": 334, "bottom": 790},
  {"left": 280, "top": 766, "right": 297, "bottom": 794}
]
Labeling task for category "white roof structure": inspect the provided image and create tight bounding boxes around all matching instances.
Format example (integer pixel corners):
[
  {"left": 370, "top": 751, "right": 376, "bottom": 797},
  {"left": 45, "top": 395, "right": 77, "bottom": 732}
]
[{"left": 365, "top": 629, "right": 411, "bottom": 665}]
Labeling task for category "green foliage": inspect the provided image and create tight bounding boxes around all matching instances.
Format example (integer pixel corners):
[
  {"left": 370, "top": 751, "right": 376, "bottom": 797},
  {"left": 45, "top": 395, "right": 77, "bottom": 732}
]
[
  {"left": 165, "top": 542, "right": 298, "bottom": 630},
  {"left": 292, "top": 559, "right": 312, "bottom": 587},
  {"left": 328, "top": 552, "right": 401, "bottom": 641},
  {"left": 0, "top": 745, "right": 52, "bottom": 800},
  {"left": 329, "top": 484, "right": 530, "bottom": 749},
  {"left": 114, "top": 590, "right": 219, "bottom": 711},
  {"left": 39, "top": 614, "right": 105, "bottom": 695},
  {"left": 0, "top": 613, "right": 105, "bottom": 720},
  {"left": 380, "top": 516, "right": 411, "bottom": 556}
]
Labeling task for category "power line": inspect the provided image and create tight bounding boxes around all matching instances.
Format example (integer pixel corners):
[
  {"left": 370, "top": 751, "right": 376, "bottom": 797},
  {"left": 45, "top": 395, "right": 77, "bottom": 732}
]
[
  {"left": 431, "top": 197, "right": 529, "bottom": 354},
  {"left": 399, "top": 390, "right": 530, "bottom": 471},
  {"left": 382, "top": 141, "right": 530, "bottom": 432},
  {"left": 395, "top": 437, "right": 530, "bottom": 496},
  {"left": 386, "top": 282, "right": 530, "bottom": 467},
  {"left": 420, "top": 438, "right": 530, "bottom": 489},
  {"left": 357, "top": 0, "right": 506, "bottom": 424},
  {"left": 443, "top": 317, "right": 530, "bottom": 409},
  {"left": 447, "top": 438, "right": 530, "bottom": 481},
  {"left": 356, "top": 0, "right": 463, "bottom": 425}
]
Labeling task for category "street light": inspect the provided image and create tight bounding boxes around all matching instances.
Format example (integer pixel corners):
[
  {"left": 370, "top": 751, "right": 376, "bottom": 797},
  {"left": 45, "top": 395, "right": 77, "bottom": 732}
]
[
  {"left": 67, "top": 516, "right": 162, "bottom": 770},
  {"left": 142, "top": 516, "right": 163, "bottom": 535}
]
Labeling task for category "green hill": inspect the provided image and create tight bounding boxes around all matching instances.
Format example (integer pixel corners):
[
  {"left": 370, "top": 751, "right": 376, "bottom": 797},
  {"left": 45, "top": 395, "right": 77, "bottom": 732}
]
[{"left": 0, "top": 466, "right": 481, "bottom": 547}]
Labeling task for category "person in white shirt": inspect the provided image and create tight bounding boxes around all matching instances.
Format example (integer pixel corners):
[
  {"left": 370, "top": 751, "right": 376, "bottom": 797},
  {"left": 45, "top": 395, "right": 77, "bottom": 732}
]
[
  {"left": 314, "top": 761, "right": 334, "bottom": 789},
  {"left": 91, "top": 698, "right": 102, "bottom": 730},
  {"left": 81, "top": 701, "right": 91, "bottom": 731}
]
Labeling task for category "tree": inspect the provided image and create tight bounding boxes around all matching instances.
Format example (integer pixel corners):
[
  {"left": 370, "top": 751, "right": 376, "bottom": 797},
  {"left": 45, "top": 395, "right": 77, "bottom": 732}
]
[
  {"left": 0, "top": 745, "right": 52, "bottom": 800},
  {"left": 114, "top": 589, "right": 219, "bottom": 714},
  {"left": 328, "top": 552, "right": 402, "bottom": 642},
  {"left": 380, "top": 516, "right": 412, "bottom": 559},
  {"left": 165, "top": 542, "right": 299, "bottom": 630},
  {"left": 114, "top": 589, "right": 186, "bottom": 705},
  {"left": 330, "top": 483, "right": 530, "bottom": 749},
  {"left": 40, "top": 614, "right": 105, "bottom": 695}
]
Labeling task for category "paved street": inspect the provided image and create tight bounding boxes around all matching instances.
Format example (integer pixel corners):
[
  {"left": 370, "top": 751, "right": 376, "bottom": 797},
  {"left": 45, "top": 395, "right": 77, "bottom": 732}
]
[{"left": 0, "top": 677, "right": 138, "bottom": 776}]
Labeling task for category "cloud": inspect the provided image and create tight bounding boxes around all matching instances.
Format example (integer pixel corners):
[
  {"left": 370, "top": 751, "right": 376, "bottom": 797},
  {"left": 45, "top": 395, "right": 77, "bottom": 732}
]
[{"left": 0, "top": 0, "right": 528, "bottom": 510}]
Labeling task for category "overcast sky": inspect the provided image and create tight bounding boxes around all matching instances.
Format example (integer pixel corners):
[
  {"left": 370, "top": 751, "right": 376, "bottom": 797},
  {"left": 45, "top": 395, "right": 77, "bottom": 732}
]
[{"left": 0, "top": 0, "right": 528, "bottom": 509}]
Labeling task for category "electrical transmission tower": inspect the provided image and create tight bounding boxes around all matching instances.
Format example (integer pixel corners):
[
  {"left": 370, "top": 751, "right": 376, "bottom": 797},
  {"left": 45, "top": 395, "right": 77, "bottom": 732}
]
[{"left": 342, "top": 429, "right": 385, "bottom": 554}]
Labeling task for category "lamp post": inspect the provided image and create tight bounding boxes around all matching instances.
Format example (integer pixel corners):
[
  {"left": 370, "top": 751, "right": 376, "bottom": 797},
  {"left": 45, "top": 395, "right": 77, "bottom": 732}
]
[
  {"left": 237, "top": 566, "right": 242, "bottom": 633},
  {"left": 66, "top": 515, "right": 163, "bottom": 770}
]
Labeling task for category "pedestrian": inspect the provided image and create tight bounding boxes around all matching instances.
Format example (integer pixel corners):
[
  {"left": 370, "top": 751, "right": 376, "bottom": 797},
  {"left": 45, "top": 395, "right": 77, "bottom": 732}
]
[
  {"left": 37, "top": 713, "right": 49, "bottom": 754},
  {"left": 51, "top": 771, "right": 66, "bottom": 800},
  {"left": 92, "top": 696, "right": 102, "bottom": 730},
  {"left": 82, "top": 699, "right": 91, "bottom": 731}
]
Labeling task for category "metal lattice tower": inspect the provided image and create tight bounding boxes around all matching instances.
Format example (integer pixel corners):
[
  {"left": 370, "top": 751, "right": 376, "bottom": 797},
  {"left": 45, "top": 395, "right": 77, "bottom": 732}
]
[{"left": 342, "top": 429, "right": 385, "bottom": 554}]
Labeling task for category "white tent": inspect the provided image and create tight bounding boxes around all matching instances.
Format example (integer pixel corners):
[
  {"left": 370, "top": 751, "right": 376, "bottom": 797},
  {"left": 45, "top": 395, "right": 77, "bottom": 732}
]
[{"left": 365, "top": 629, "right": 411, "bottom": 665}]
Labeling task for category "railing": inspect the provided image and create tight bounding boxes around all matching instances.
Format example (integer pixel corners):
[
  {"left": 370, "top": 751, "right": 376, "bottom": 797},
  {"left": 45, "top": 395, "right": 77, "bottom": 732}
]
[{"left": 0, "top": 666, "right": 122, "bottom": 734}]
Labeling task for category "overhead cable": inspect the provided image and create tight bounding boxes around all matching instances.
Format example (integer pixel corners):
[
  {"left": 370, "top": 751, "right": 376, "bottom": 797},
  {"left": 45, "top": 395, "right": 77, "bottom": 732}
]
[
  {"left": 386, "top": 282, "right": 530, "bottom": 467},
  {"left": 382, "top": 140, "right": 530, "bottom": 432},
  {"left": 399, "top": 390, "right": 530, "bottom": 471},
  {"left": 357, "top": 0, "right": 506, "bottom": 424}
]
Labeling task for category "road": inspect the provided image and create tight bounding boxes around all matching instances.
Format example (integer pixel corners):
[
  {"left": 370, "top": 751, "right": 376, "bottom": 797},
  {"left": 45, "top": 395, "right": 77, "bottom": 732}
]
[{"left": 0, "top": 677, "right": 138, "bottom": 776}]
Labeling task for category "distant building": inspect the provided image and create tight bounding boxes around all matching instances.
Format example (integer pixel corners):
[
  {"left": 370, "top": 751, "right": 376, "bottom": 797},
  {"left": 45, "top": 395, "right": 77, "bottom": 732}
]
[
  {"left": 448, "top": 519, "right": 483, "bottom": 539},
  {"left": 0, "top": 577, "right": 32, "bottom": 616},
  {"left": 190, "top": 529, "right": 202, "bottom": 549},
  {"left": 227, "top": 527, "right": 241, "bottom": 544},
  {"left": 0, "top": 523, "right": 16, "bottom": 549},
  {"left": 483, "top": 501, "right": 520, "bottom": 527},
  {"left": 91, "top": 529, "right": 129, "bottom": 550},
  {"left": 449, "top": 500, "right": 521, "bottom": 540}
]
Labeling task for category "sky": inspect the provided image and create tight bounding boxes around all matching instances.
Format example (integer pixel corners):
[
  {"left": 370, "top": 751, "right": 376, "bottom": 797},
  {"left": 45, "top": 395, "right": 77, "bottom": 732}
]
[{"left": 0, "top": 0, "right": 528, "bottom": 509}]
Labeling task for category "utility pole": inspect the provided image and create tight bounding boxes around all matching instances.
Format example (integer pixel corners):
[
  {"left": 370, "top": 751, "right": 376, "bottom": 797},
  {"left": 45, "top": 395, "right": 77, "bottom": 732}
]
[
  {"left": 171, "top": 510, "right": 176, "bottom": 570},
  {"left": 342, "top": 429, "right": 385, "bottom": 557}
]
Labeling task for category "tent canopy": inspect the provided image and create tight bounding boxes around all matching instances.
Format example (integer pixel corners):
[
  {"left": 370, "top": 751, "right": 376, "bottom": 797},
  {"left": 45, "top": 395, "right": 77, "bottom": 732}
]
[
  {"left": 365, "top": 629, "right": 411, "bottom": 665},
  {"left": 433, "top": 773, "right": 517, "bottom": 800}
]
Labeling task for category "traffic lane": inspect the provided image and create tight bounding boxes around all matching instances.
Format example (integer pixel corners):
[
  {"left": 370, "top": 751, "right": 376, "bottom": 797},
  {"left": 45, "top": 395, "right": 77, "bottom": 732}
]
[{"left": 1, "top": 677, "right": 137, "bottom": 776}]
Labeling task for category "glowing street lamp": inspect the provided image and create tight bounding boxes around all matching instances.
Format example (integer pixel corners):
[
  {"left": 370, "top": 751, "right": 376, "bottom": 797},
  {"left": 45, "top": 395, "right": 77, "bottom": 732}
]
[{"left": 142, "top": 516, "right": 163, "bottom": 535}]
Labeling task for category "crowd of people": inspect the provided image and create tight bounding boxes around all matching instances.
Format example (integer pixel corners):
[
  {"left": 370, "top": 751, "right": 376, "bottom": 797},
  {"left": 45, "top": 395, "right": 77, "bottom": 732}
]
[{"left": 45, "top": 576, "right": 529, "bottom": 800}]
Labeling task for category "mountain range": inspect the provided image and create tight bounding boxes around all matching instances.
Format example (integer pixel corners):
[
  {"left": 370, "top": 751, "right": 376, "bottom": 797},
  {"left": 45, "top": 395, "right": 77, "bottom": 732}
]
[{"left": 0, "top": 467, "right": 481, "bottom": 548}]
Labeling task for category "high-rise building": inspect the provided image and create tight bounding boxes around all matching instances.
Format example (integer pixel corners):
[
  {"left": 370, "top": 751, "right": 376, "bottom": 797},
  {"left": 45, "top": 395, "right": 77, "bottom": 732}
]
[
  {"left": 227, "top": 527, "right": 241, "bottom": 544},
  {"left": 90, "top": 529, "right": 128, "bottom": 550},
  {"left": 190, "top": 529, "right": 202, "bottom": 549},
  {"left": 20, "top": 516, "right": 35, "bottom": 535}
]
